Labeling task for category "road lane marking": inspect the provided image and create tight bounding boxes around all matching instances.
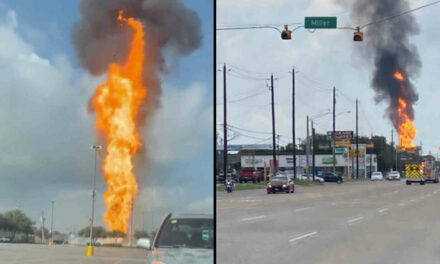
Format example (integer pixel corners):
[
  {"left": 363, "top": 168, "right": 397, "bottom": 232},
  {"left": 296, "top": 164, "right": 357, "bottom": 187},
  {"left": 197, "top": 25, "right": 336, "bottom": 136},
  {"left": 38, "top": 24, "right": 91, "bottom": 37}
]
[
  {"left": 347, "top": 216, "right": 364, "bottom": 225},
  {"left": 394, "top": 190, "right": 399, "bottom": 193},
  {"left": 410, "top": 199, "right": 416, "bottom": 202},
  {"left": 240, "top": 199, "right": 262, "bottom": 202},
  {"left": 398, "top": 202, "right": 406, "bottom": 206},
  {"left": 239, "top": 215, "right": 266, "bottom": 222},
  {"left": 289, "top": 232, "right": 318, "bottom": 243},
  {"left": 378, "top": 208, "right": 389, "bottom": 214},
  {"left": 295, "top": 207, "right": 312, "bottom": 212}
]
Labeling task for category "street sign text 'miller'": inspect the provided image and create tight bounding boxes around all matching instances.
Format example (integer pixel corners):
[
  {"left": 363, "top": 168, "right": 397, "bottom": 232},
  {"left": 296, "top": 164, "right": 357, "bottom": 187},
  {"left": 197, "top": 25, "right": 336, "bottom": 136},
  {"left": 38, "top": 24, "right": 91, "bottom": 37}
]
[{"left": 304, "top": 17, "right": 337, "bottom": 29}]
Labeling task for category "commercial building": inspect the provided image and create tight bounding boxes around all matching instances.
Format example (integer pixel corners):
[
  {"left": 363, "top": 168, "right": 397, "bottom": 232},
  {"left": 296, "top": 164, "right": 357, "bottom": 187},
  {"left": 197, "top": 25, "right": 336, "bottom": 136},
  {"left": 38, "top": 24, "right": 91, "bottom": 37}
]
[{"left": 240, "top": 144, "right": 377, "bottom": 179}]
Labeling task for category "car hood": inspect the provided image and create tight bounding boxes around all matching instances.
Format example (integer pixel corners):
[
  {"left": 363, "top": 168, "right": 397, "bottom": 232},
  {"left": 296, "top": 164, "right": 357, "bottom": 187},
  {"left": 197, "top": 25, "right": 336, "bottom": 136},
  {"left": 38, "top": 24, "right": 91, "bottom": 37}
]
[
  {"left": 148, "top": 248, "right": 213, "bottom": 264},
  {"left": 269, "top": 181, "right": 286, "bottom": 186}
]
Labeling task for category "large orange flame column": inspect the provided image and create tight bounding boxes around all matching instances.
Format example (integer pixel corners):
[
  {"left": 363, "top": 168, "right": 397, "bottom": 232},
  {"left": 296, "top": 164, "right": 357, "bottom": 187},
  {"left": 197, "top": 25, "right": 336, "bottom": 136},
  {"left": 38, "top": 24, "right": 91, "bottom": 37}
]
[
  {"left": 92, "top": 11, "right": 145, "bottom": 233},
  {"left": 393, "top": 71, "right": 416, "bottom": 150}
]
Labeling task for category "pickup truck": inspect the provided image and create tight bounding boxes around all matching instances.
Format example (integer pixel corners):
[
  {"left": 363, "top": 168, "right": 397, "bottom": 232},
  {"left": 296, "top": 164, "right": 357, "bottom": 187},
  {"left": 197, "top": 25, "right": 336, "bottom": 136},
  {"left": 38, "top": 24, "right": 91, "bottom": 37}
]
[{"left": 238, "top": 168, "right": 261, "bottom": 183}]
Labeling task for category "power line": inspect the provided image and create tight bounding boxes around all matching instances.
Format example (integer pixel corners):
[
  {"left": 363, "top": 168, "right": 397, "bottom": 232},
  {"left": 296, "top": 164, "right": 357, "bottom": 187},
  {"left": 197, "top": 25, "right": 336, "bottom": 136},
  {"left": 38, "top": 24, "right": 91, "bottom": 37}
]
[
  {"left": 227, "top": 90, "right": 268, "bottom": 103},
  {"left": 360, "top": 0, "right": 440, "bottom": 29}
]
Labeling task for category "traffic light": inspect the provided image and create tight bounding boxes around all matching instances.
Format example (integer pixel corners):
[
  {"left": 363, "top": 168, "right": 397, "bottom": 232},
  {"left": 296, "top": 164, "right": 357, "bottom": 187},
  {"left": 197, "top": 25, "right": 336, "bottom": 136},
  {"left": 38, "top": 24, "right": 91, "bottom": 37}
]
[
  {"left": 281, "top": 25, "right": 292, "bottom": 40},
  {"left": 353, "top": 26, "right": 363, "bottom": 42}
]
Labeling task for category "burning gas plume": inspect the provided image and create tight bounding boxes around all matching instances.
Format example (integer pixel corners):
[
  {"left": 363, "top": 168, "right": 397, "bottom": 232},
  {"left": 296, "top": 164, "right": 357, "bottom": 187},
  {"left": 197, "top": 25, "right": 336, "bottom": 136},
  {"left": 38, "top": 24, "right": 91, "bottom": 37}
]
[
  {"left": 72, "top": 0, "right": 201, "bottom": 233},
  {"left": 349, "top": 0, "right": 421, "bottom": 149}
]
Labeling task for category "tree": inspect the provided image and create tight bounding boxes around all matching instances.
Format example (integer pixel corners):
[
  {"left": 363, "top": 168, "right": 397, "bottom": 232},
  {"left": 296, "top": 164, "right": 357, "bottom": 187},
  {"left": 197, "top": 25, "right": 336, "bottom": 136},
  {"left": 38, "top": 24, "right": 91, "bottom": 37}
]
[
  {"left": 134, "top": 230, "right": 150, "bottom": 239},
  {"left": 33, "top": 226, "right": 49, "bottom": 239},
  {"left": 78, "top": 226, "right": 108, "bottom": 239},
  {"left": 0, "top": 210, "right": 33, "bottom": 241},
  {"left": 108, "top": 230, "right": 125, "bottom": 244}
]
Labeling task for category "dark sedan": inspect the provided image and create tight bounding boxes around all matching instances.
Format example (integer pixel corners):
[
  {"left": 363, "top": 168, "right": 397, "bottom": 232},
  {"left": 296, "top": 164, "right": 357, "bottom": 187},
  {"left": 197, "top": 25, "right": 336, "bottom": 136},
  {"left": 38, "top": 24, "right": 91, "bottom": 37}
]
[
  {"left": 322, "top": 172, "right": 343, "bottom": 183},
  {"left": 267, "top": 175, "right": 294, "bottom": 194}
]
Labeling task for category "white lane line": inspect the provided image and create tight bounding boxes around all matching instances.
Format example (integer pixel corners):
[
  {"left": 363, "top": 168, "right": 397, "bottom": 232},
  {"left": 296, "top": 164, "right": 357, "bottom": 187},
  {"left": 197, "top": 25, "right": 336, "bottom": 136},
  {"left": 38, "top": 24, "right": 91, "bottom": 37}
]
[
  {"left": 398, "top": 202, "right": 406, "bottom": 207},
  {"left": 378, "top": 208, "right": 389, "bottom": 214},
  {"left": 331, "top": 202, "right": 338, "bottom": 206},
  {"left": 410, "top": 199, "right": 416, "bottom": 202},
  {"left": 394, "top": 190, "right": 399, "bottom": 193},
  {"left": 240, "top": 199, "right": 262, "bottom": 203},
  {"left": 239, "top": 215, "right": 266, "bottom": 222},
  {"left": 295, "top": 207, "right": 312, "bottom": 212},
  {"left": 289, "top": 232, "right": 318, "bottom": 243},
  {"left": 347, "top": 216, "right": 364, "bottom": 225}
]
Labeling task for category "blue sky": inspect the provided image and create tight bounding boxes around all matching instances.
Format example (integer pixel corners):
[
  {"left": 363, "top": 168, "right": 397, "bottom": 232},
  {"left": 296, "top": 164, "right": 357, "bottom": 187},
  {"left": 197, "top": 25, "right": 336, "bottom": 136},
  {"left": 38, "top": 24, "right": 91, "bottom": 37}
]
[{"left": 0, "top": 0, "right": 213, "bottom": 233}]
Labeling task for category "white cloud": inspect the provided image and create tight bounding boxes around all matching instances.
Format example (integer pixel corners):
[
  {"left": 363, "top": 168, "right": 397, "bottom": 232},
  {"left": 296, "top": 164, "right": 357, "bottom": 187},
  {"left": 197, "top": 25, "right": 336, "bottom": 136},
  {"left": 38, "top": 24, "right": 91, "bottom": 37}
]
[
  {"left": 187, "top": 197, "right": 213, "bottom": 214},
  {"left": 148, "top": 82, "right": 212, "bottom": 164}
]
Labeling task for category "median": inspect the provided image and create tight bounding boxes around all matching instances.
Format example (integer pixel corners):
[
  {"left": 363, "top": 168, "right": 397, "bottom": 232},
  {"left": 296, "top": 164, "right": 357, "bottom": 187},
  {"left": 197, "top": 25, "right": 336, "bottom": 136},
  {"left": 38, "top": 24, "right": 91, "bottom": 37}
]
[{"left": 216, "top": 179, "right": 321, "bottom": 191}]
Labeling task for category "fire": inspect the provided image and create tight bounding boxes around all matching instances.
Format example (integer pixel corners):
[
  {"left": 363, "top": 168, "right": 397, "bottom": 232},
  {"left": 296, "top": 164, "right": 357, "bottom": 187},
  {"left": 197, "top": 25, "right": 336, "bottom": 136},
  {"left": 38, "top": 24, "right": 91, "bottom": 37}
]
[
  {"left": 91, "top": 11, "right": 145, "bottom": 233},
  {"left": 397, "top": 97, "right": 416, "bottom": 150},
  {"left": 393, "top": 71, "right": 405, "bottom": 81}
]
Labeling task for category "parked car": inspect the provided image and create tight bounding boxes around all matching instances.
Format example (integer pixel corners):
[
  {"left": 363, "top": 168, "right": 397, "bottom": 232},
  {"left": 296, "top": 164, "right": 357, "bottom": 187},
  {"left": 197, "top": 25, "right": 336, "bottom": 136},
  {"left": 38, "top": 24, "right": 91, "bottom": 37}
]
[
  {"left": 136, "top": 238, "right": 150, "bottom": 249},
  {"left": 147, "top": 213, "right": 213, "bottom": 264},
  {"left": 371, "top": 171, "right": 384, "bottom": 181},
  {"left": 322, "top": 172, "right": 343, "bottom": 183},
  {"left": 216, "top": 169, "right": 237, "bottom": 183},
  {"left": 297, "top": 173, "right": 324, "bottom": 183},
  {"left": 386, "top": 171, "right": 400, "bottom": 181},
  {"left": 238, "top": 167, "right": 261, "bottom": 183},
  {"left": 267, "top": 175, "right": 294, "bottom": 194}
]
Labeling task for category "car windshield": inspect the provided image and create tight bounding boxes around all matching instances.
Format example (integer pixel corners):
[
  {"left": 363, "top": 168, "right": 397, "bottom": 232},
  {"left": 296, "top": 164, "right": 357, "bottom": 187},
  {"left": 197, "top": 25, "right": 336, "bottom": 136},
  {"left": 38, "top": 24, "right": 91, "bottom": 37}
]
[
  {"left": 156, "top": 218, "right": 213, "bottom": 249},
  {"left": 271, "top": 176, "right": 287, "bottom": 182},
  {"left": 373, "top": 172, "right": 381, "bottom": 175}
]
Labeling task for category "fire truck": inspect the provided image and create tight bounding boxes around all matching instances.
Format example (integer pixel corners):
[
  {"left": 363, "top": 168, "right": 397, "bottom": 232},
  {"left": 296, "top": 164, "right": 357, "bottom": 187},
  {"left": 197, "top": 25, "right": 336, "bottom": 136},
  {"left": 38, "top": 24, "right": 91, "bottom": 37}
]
[
  {"left": 422, "top": 156, "right": 439, "bottom": 183},
  {"left": 405, "top": 163, "right": 424, "bottom": 185}
]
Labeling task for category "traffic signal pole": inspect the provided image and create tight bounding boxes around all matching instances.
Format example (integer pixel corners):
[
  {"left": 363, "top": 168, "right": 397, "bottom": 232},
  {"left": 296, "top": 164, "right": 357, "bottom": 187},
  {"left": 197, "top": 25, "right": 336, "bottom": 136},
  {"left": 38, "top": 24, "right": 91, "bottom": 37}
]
[
  {"left": 356, "top": 98, "right": 359, "bottom": 179},
  {"left": 292, "top": 67, "right": 296, "bottom": 179},
  {"left": 332, "top": 87, "right": 336, "bottom": 175},
  {"left": 223, "top": 64, "right": 227, "bottom": 181},
  {"left": 271, "top": 74, "right": 277, "bottom": 174}
]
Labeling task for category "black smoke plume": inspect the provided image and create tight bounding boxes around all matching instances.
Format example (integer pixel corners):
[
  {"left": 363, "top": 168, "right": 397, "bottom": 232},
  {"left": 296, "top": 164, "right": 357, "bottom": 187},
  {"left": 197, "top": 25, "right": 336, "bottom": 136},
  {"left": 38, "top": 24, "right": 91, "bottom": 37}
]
[
  {"left": 350, "top": 0, "right": 421, "bottom": 129},
  {"left": 71, "top": 0, "right": 201, "bottom": 121}
]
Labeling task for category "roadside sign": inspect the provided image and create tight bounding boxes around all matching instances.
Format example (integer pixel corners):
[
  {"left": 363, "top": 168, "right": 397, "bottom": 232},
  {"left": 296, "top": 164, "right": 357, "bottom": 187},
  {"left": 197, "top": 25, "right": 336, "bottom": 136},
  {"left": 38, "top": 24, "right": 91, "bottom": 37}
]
[
  {"left": 334, "top": 140, "right": 351, "bottom": 147},
  {"left": 305, "top": 17, "right": 337, "bottom": 29},
  {"left": 335, "top": 147, "right": 347, "bottom": 154},
  {"left": 327, "top": 131, "right": 353, "bottom": 140}
]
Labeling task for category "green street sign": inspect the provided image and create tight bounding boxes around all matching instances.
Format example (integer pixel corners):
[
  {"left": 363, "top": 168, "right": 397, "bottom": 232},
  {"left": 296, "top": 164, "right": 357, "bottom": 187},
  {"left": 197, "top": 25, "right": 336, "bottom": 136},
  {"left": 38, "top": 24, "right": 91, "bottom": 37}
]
[{"left": 304, "top": 17, "right": 337, "bottom": 29}]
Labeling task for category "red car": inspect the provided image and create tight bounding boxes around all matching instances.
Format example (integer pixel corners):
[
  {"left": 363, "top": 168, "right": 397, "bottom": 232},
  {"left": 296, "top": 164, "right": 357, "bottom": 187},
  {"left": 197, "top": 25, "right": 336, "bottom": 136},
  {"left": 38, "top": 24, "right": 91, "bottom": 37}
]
[
  {"left": 238, "top": 168, "right": 261, "bottom": 183},
  {"left": 267, "top": 175, "right": 294, "bottom": 194}
]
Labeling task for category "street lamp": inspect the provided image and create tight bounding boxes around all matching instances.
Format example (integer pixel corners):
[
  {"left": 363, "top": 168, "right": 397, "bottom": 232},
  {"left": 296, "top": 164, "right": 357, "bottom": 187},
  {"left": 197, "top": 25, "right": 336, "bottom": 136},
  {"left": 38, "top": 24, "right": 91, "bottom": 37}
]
[{"left": 87, "top": 144, "right": 102, "bottom": 257}]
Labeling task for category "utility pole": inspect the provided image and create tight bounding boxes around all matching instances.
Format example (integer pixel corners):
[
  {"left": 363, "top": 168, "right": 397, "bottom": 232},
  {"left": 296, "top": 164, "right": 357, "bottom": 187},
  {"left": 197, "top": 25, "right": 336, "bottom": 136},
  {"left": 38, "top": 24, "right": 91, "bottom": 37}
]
[
  {"left": 356, "top": 98, "right": 359, "bottom": 179},
  {"left": 88, "top": 144, "right": 102, "bottom": 256},
  {"left": 312, "top": 122, "right": 316, "bottom": 181},
  {"left": 306, "top": 116, "right": 310, "bottom": 174},
  {"left": 332, "top": 87, "right": 336, "bottom": 175},
  {"left": 292, "top": 67, "right": 297, "bottom": 179},
  {"left": 50, "top": 201, "right": 54, "bottom": 245},
  {"left": 277, "top": 134, "right": 280, "bottom": 161},
  {"left": 223, "top": 64, "right": 227, "bottom": 180},
  {"left": 270, "top": 74, "right": 277, "bottom": 174},
  {"left": 41, "top": 211, "right": 45, "bottom": 244}
]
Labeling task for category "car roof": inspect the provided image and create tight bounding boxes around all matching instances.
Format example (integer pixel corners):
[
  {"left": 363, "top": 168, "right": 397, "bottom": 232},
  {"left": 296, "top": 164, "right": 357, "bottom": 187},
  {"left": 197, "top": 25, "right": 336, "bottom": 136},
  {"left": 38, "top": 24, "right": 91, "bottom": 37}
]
[{"left": 170, "top": 213, "right": 213, "bottom": 219}]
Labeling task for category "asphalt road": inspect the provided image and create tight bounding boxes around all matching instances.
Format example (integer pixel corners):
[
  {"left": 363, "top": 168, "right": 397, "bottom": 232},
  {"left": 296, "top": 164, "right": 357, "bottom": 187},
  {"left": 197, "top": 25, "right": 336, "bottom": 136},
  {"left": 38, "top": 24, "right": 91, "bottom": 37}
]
[
  {"left": 0, "top": 244, "right": 148, "bottom": 264},
  {"left": 217, "top": 180, "right": 440, "bottom": 264}
]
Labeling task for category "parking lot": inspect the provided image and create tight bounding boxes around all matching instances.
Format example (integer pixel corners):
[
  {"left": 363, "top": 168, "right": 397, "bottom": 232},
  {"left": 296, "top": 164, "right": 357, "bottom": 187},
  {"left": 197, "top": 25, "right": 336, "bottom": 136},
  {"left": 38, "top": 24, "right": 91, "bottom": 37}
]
[{"left": 0, "top": 244, "right": 147, "bottom": 264}]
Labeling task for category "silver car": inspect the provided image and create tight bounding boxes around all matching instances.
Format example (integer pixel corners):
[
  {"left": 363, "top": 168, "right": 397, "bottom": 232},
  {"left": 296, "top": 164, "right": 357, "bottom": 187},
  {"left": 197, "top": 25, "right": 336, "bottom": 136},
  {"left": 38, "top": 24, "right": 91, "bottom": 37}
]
[{"left": 146, "top": 213, "right": 213, "bottom": 264}]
